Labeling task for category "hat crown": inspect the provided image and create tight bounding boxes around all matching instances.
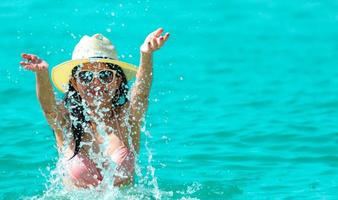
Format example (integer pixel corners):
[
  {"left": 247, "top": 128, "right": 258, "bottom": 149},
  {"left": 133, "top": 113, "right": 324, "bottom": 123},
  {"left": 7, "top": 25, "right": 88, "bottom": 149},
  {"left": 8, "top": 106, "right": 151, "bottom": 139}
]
[{"left": 71, "top": 34, "right": 118, "bottom": 60}]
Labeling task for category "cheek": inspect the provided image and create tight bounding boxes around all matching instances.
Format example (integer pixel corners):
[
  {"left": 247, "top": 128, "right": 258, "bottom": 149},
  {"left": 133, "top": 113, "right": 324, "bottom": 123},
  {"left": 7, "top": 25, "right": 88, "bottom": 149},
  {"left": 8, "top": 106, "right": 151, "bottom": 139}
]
[
  {"left": 100, "top": 82, "right": 120, "bottom": 97},
  {"left": 78, "top": 85, "right": 95, "bottom": 98},
  {"left": 104, "top": 88, "right": 118, "bottom": 97},
  {"left": 77, "top": 87, "right": 88, "bottom": 99},
  {"left": 107, "top": 79, "right": 122, "bottom": 90}
]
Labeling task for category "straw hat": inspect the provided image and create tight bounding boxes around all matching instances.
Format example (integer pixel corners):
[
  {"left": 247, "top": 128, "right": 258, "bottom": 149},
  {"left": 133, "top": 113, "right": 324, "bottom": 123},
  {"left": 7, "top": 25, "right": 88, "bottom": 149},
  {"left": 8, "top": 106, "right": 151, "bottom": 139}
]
[{"left": 51, "top": 33, "right": 138, "bottom": 93}]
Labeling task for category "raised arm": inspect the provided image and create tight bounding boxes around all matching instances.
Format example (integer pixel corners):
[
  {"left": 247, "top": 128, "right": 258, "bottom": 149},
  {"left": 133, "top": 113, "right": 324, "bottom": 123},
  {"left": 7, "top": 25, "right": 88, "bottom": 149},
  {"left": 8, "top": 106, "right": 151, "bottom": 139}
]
[
  {"left": 20, "top": 53, "right": 67, "bottom": 152},
  {"left": 129, "top": 28, "right": 169, "bottom": 151}
]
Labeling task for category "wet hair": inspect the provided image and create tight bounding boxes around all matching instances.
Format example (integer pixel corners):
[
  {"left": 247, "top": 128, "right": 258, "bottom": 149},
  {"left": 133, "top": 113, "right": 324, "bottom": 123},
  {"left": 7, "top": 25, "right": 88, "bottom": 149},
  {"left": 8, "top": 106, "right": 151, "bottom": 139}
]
[{"left": 64, "top": 63, "right": 129, "bottom": 160}]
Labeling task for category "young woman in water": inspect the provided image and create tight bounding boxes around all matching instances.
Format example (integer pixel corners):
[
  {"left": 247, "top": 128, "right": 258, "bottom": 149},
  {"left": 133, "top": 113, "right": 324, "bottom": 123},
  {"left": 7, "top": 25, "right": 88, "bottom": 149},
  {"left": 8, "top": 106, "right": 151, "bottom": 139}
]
[{"left": 19, "top": 28, "right": 169, "bottom": 188}]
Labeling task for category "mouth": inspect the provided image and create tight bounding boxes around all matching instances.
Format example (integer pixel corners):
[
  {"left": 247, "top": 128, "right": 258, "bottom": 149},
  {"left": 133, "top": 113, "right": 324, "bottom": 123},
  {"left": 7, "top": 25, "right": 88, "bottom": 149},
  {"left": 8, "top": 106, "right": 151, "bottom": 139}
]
[
  {"left": 86, "top": 86, "right": 103, "bottom": 97},
  {"left": 88, "top": 89, "right": 98, "bottom": 96}
]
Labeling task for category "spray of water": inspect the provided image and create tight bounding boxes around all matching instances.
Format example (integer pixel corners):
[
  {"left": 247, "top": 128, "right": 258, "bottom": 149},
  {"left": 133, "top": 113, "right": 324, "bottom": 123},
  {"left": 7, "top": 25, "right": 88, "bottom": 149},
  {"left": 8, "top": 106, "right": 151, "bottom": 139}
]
[{"left": 24, "top": 76, "right": 178, "bottom": 199}]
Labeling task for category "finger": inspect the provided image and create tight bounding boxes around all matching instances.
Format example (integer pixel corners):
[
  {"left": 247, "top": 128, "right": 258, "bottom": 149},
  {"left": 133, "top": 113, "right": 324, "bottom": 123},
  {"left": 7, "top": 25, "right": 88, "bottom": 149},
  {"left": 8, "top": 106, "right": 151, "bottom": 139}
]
[
  {"left": 152, "top": 27, "right": 164, "bottom": 38},
  {"left": 20, "top": 61, "right": 29, "bottom": 67},
  {"left": 29, "top": 64, "right": 40, "bottom": 71},
  {"left": 163, "top": 32, "right": 170, "bottom": 41},
  {"left": 151, "top": 38, "right": 159, "bottom": 49},
  {"left": 155, "top": 37, "right": 163, "bottom": 49},
  {"left": 21, "top": 53, "right": 32, "bottom": 60},
  {"left": 20, "top": 61, "right": 33, "bottom": 68},
  {"left": 158, "top": 33, "right": 169, "bottom": 47},
  {"left": 20, "top": 61, "right": 28, "bottom": 66},
  {"left": 29, "top": 54, "right": 38, "bottom": 61},
  {"left": 22, "top": 53, "right": 38, "bottom": 61},
  {"left": 21, "top": 64, "right": 34, "bottom": 70},
  {"left": 20, "top": 61, "right": 38, "bottom": 70},
  {"left": 154, "top": 37, "right": 160, "bottom": 49}
]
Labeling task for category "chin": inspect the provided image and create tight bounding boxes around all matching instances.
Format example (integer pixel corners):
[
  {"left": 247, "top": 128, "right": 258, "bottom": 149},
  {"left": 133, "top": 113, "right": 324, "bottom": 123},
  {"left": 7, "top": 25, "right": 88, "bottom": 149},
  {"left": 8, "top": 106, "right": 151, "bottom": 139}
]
[
  {"left": 81, "top": 90, "right": 115, "bottom": 106},
  {"left": 89, "top": 96, "right": 112, "bottom": 106}
]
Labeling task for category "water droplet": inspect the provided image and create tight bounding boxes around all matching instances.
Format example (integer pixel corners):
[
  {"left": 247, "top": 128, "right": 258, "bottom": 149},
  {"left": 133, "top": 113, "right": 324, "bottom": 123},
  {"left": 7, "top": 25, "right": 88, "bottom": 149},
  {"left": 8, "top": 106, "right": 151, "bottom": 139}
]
[{"left": 70, "top": 33, "right": 76, "bottom": 39}]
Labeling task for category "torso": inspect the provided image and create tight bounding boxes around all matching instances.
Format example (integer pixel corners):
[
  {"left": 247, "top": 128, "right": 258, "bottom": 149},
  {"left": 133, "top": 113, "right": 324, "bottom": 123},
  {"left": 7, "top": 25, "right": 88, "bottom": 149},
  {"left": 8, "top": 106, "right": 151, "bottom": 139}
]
[{"left": 62, "top": 102, "right": 135, "bottom": 166}]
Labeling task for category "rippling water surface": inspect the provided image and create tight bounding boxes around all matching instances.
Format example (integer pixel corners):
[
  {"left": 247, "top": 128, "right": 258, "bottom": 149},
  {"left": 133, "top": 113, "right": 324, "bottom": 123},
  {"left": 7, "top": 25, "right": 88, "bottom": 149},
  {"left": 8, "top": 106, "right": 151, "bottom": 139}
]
[{"left": 1, "top": 0, "right": 338, "bottom": 199}]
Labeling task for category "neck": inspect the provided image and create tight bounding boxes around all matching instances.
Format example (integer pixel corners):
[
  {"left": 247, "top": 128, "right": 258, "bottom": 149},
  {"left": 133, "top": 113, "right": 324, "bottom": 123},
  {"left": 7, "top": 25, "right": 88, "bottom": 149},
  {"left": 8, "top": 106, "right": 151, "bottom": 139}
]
[{"left": 86, "top": 101, "right": 119, "bottom": 125}]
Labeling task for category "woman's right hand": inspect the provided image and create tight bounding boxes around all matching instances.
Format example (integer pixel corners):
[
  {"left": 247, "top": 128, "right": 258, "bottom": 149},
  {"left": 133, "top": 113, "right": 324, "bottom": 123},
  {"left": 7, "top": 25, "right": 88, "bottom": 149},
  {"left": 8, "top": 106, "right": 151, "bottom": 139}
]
[{"left": 20, "top": 53, "right": 49, "bottom": 72}]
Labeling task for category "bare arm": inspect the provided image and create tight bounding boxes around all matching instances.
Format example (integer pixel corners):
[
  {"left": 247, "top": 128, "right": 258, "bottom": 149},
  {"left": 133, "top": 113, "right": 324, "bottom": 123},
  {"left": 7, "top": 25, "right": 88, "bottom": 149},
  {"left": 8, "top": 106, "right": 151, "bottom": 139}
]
[
  {"left": 130, "top": 52, "right": 153, "bottom": 123},
  {"left": 36, "top": 70, "right": 66, "bottom": 150},
  {"left": 20, "top": 53, "right": 67, "bottom": 152},
  {"left": 35, "top": 69, "right": 57, "bottom": 114},
  {"left": 129, "top": 28, "right": 170, "bottom": 152},
  {"left": 128, "top": 53, "right": 152, "bottom": 153}
]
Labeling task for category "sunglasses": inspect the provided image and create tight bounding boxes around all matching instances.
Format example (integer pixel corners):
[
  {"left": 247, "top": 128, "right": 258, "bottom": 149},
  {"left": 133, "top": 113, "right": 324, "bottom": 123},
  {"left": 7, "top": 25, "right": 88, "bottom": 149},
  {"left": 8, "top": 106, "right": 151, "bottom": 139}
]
[{"left": 75, "top": 69, "right": 118, "bottom": 85}]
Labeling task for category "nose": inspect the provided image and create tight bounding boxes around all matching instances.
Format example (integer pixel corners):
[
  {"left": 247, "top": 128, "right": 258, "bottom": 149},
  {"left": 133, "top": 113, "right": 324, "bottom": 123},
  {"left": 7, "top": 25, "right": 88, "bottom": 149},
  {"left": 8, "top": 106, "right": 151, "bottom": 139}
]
[{"left": 92, "top": 77, "right": 101, "bottom": 85}]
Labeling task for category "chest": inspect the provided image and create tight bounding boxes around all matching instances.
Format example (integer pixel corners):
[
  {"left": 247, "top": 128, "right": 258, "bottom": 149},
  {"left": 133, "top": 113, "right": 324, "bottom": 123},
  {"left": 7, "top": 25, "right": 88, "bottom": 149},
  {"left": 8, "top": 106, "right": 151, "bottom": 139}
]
[{"left": 82, "top": 114, "right": 131, "bottom": 149}]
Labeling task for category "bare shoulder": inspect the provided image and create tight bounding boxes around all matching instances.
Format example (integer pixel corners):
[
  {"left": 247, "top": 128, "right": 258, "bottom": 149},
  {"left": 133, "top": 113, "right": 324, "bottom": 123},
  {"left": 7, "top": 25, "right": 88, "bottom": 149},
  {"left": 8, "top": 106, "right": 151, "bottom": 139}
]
[
  {"left": 116, "top": 101, "right": 139, "bottom": 126},
  {"left": 117, "top": 101, "right": 130, "bottom": 116}
]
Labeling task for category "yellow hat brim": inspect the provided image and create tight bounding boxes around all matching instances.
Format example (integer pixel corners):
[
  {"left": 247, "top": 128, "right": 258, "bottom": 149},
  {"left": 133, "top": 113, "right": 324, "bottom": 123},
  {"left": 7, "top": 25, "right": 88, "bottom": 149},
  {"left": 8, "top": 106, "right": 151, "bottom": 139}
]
[{"left": 51, "top": 58, "right": 138, "bottom": 93}]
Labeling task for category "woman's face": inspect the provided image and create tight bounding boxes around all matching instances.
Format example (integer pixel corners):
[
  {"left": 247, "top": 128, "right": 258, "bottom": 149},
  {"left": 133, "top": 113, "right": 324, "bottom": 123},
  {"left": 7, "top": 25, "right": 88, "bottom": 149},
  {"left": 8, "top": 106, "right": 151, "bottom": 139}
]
[{"left": 71, "top": 62, "right": 123, "bottom": 107}]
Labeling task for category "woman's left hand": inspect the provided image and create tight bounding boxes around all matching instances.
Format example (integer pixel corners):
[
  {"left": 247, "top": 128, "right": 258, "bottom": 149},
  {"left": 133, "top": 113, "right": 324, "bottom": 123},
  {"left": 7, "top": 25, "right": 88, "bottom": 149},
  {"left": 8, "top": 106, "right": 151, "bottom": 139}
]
[{"left": 140, "top": 28, "right": 170, "bottom": 54}]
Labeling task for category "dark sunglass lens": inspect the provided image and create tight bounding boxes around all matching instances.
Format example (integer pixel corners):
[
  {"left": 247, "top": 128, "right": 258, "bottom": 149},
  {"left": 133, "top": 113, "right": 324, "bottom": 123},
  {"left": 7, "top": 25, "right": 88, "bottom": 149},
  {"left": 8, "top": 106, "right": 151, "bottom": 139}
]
[
  {"left": 99, "top": 70, "right": 115, "bottom": 83},
  {"left": 78, "top": 71, "right": 93, "bottom": 84}
]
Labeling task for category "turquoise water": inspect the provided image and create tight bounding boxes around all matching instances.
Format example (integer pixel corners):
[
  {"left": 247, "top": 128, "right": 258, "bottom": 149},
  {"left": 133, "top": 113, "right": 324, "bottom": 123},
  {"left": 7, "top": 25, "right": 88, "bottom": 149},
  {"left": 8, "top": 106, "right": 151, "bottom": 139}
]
[{"left": 1, "top": 0, "right": 338, "bottom": 199}]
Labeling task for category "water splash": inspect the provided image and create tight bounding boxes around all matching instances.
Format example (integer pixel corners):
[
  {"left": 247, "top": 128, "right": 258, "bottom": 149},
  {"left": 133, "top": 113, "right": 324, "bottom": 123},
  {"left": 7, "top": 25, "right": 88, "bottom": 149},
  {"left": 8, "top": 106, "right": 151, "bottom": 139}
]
[{"left": 24, "top": 83, "right": 162, "bottom": 199}]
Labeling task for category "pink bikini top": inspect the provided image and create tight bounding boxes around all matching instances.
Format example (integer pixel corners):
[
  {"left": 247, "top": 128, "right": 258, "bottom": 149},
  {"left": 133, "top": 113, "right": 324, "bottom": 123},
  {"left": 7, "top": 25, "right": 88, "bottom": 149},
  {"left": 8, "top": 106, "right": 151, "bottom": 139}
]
[
  {"left": 65, "top": 120, "right": 135, "bottom": 187},
  {"left": 110, "top": 145, "right": 131, "bottom": 165},
  {"left": 66, "top": 145, "right": 135, "bottom": 187}
]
